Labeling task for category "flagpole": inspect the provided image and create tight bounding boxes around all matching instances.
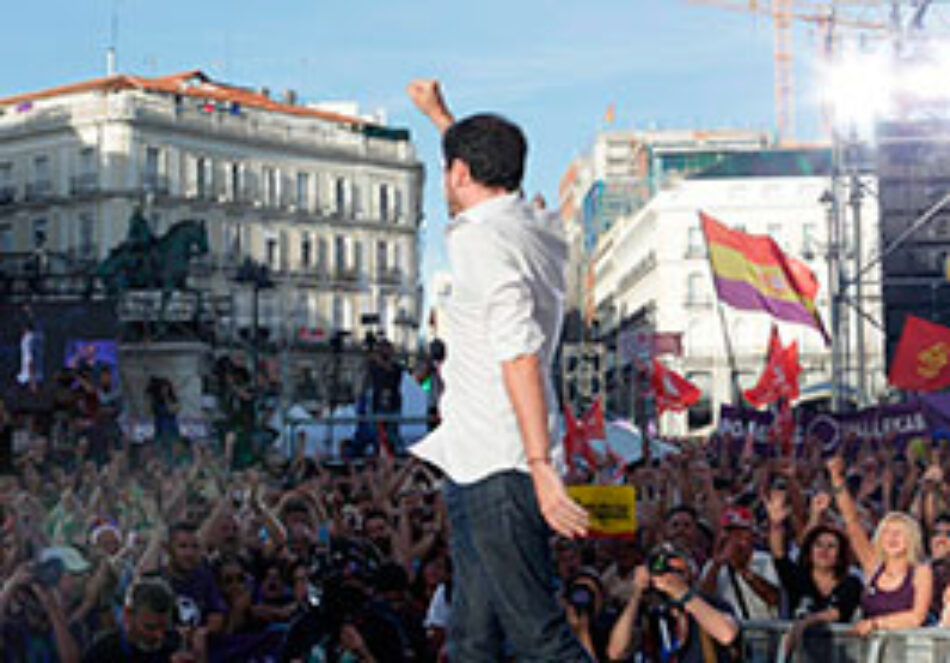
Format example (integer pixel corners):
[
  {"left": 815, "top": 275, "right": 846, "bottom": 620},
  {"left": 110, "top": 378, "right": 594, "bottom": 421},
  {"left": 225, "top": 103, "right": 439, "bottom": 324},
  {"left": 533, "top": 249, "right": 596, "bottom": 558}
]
[{"left": 716, "top": 300, "right": 743, "bottom": 407}]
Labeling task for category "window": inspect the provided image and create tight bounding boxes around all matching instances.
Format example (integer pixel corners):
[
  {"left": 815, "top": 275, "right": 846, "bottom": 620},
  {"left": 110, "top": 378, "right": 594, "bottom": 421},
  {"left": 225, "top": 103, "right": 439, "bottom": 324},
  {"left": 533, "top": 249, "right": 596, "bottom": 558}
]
[
  {"left": 33, "top": 155, "right": 49, "bottom": 182},
  {"left": 335, "top": 177, "right": 346, "bottom": 215},
  {"left": 226, "top": 223, "right": 241, "bottom": 257},
  {"left": 351, "top": 182, "right": 362, "bottom": 218},
  {"left": 264, "top": 167, "right": 277, "bottom": 207},
  {"left": 317, "top": 237, "right": 328, "bottom": 273},
  {"left": 0, "top": 224, "right": 12, "bottom": 252},
  {"left": 33, "top": 218, "right": 48, "bottom": 248},
  {"left": 279, "top": 231, "right": 289, "bottom": 272},
  {"left": 144, "top": 147, "right": 161, "bottom": 190},
  {"left": 230, "top": 162, "right": 241, "bottom": 201},
  {"left": 79, "top": 147, "right": 96, "bottom": 174},
  {"left": 394, "top": 243, "right": 402, "bottom": 272},
  {"left": 0, "top": 162, "right": 12, "bottom": 186},
  {"left": 333, "top": 295, "right": 343, "bottom": 329},
  {"left": 394, "top": 187, "right": 403, "bottom": 221},
  {"left": 301, "top": 233, "right": 312, "bottom": 268},
  {"left": 379, "top": 184, "right": 390, "bottom": 222},
  {"left": 377, "top": 240, "right": 388, "bottom": 275},
  {"left": 79, "top": 212, "right": 95, "bottom": 257},
  {"left": 297, "top": 172, "right": 309, "bottom": 209},
  {"left": 687, "top": 371, "right": 713, "bottom": 429},
  {"left": 335, "top": 236, "right": 346, "bottom": 271},
  {"left": 266, "top": 236, "right": 278, "bottom": 269},
  {"left": 353, "top": 240, "right": 363, "bottom": 275},
  {"left": 196, "top": 157, "right": 208, "bottom": 199}
]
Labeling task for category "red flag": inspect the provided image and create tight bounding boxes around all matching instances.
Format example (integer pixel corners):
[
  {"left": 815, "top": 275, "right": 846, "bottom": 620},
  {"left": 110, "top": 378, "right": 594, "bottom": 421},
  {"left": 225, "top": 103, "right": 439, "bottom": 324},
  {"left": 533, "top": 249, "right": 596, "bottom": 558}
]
[
  {"left": 772, "top": 398, "right": 795, "bottom": 455},
  {"left": 581, "top": 397, "right": 606, "bottom": 442},
  {"left": 651, "top": 359, "right": 701, "bottom": 413},
  {"left": 889, "top": 315, "right": 950, "bottom": 391},
  {"left": 744, "top": 326, "right": 801, "bottom": 408},
  {"left": 562, "top": 399, "right": 604, "bottom": 471}
]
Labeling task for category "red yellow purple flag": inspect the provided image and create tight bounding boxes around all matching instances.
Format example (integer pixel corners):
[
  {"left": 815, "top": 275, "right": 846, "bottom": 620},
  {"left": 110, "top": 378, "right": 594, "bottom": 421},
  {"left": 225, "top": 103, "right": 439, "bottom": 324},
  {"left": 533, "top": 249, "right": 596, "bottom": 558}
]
[{"left": 699, "top": 211, "right": 829, "bottom": 343}]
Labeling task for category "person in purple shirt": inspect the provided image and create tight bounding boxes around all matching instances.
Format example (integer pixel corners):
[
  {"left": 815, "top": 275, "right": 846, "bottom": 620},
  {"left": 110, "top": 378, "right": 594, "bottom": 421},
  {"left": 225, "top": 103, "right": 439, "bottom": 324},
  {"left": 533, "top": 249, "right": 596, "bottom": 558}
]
[
  {"left": 827, "top": 457, "right": 933, "bottom": 635},
  {"left": 158, "top": 522, "right": 226, "bottom": 660}
]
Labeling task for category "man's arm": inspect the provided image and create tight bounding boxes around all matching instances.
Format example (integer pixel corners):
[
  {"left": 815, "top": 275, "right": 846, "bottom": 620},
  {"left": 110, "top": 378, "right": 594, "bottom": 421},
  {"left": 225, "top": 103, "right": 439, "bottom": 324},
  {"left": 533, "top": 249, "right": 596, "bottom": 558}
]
[
  {"left": 501, "top": 354, "right": 588, "bottom": 539},
  {"left": 407, "top": 80, "right": 455, "bottom": 134}
]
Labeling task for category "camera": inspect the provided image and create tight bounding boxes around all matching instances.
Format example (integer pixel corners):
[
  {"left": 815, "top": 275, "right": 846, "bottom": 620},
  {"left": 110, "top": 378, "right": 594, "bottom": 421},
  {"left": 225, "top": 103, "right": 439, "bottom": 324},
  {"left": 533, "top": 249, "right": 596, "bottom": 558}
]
[
  {"left": 648, "top": 549, "right": 675, "bottom": 576},
  {"left": 566, "top": 581, "right": 596, "bottom": 616},
  {"left": 30, "top": 558, "right": 63, "bottom": 588}
]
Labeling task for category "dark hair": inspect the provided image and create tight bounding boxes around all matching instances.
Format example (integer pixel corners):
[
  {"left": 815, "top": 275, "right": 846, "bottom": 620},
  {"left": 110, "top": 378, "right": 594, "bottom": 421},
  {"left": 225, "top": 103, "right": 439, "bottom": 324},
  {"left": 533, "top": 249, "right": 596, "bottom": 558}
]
[
  {"left": 442, "top": 114, "right": 526, "bottom": 192},
  {"left": 664, "top": 505, "right": 699, "bottom": 523},
  {"left": 801, "top": 525, "right": 851, "bottom": 580},
  {"left": 125, "top": 577, "right": 175, "bottom": 615},
  {"left": 167, "top": 520, "right": 198, "bottom": 542}
]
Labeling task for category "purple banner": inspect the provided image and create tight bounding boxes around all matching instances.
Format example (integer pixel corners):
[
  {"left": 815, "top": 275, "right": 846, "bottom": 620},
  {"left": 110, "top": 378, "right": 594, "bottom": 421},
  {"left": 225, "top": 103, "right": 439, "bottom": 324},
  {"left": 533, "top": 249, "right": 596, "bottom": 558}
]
[
  {"left": 718, "top": 404, "right": 775, "bottom": 456},
  {"left": 799, "top": 402, "right": 930, "bottom": 455}
]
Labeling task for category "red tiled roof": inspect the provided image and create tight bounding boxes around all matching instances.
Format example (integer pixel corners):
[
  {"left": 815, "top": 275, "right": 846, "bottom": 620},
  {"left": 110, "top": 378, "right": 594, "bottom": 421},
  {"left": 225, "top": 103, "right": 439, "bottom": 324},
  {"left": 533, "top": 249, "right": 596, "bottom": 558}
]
[{"left": 0, "top": 69, "right": 366, "bottom": 127}]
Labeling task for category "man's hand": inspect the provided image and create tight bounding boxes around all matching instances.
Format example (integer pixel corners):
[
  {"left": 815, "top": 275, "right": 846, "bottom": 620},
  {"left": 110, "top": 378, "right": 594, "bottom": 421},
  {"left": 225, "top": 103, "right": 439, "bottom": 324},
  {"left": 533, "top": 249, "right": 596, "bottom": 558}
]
[
  {"left": 529, "top": 462, "right": 588, "bottom": 539},
  {"left": 652, "top": 572, "right": 690, "bottom": 603},
  {"left": 407, "top": 80, "right": 454, "bottom": 133}
]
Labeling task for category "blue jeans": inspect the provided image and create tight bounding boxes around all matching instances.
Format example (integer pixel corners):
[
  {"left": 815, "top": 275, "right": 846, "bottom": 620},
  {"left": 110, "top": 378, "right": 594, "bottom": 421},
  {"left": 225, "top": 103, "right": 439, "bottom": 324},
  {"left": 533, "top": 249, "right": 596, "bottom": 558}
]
[{"left": 444, "top": 471, "right": 593, "bottom": 662}]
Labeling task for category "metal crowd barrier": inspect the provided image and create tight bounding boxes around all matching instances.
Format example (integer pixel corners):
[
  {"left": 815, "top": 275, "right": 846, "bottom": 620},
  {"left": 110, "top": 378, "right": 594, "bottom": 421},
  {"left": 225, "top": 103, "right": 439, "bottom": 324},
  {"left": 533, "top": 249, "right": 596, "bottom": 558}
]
[{"left": 742, "top": 620, "right": 950, "bottom": 663}]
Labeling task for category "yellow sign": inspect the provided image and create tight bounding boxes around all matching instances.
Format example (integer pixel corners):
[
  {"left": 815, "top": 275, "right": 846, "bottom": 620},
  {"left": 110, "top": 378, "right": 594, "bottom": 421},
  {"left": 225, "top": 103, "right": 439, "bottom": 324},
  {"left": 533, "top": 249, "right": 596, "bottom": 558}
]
[
  {"left": 917, "top": 342, "right": 949, "bottom": 379},
  {"left": 567, "top": 485, "right": 637, "bottom": 538}
]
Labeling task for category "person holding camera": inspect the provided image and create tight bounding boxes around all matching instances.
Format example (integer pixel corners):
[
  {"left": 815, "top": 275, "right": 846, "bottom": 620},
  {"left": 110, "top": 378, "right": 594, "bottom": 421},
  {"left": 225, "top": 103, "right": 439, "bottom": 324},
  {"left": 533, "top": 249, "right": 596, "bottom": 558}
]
[
  {"left": 607, "top": 544, "right": 739, "bottom": 663},
  {"left": 1, "top": 559, "right": 82, "bottom": 663},
  {"left": 563, "top": 568, "right": 613, "bottom": 661}
]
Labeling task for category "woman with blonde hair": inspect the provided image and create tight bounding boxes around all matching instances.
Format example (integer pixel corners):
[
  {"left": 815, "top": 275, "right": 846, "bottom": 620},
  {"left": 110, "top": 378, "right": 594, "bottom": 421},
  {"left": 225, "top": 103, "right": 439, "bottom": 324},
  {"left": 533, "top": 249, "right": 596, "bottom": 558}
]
[{"left": 827, "top": 457, "right": 932, "bottom": 635}]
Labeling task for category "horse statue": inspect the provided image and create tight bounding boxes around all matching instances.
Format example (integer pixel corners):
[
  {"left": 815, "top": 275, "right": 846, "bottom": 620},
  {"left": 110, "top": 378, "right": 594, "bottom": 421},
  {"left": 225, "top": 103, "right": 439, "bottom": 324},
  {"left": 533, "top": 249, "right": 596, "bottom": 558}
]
[
  {"left": 153, "top": 219, "right": 210, "bottom": 292},
  {"left": 95, "top": 212, "right": 209, "bottom": 295}
]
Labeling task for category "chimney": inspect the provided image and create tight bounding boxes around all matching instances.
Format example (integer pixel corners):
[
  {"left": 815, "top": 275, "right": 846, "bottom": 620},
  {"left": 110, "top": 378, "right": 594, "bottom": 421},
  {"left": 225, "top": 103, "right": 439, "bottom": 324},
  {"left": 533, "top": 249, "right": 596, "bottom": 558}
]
[
  {"left": 283, "top": 89, "right": 298, "bottom": 105},
  {"left": 259, "top": 86, "right": 270, "bottom": 99}
]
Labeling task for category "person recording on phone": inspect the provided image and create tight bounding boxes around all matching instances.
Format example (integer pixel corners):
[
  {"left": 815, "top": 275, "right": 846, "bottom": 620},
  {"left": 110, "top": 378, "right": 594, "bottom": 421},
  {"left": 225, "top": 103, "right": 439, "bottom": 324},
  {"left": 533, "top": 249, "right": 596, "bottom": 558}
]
[{"left": 607, "top": 543, "right": 739, "bottom": 663}]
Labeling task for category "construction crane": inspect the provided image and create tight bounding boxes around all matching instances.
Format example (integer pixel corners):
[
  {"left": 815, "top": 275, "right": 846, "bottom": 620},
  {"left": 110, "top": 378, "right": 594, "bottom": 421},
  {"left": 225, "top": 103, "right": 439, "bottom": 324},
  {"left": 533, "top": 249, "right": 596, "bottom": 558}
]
[{"left": 683, "top": 1, "right": 943, "bottom": 144}]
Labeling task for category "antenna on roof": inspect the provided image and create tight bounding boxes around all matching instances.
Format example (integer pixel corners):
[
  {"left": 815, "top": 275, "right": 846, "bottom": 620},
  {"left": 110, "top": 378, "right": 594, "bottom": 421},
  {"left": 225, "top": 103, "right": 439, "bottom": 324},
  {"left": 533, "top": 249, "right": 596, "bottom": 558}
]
[{"left": 106, "top": 1, "right": 118, "bottom": 76}]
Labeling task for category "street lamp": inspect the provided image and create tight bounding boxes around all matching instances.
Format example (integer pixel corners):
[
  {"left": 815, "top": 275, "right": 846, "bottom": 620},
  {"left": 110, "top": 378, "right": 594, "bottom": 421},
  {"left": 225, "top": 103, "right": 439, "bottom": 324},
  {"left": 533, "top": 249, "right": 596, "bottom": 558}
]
[{"left": 235, "top": 257, "right": 275, "bottom": 429}]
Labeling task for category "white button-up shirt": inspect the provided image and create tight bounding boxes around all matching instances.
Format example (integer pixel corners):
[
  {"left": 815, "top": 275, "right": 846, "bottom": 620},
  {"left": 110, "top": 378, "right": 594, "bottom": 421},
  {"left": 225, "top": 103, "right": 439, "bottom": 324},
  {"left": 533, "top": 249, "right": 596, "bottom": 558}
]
[{"left": 411, "top": 193, "right": 568, "bottom": 484}]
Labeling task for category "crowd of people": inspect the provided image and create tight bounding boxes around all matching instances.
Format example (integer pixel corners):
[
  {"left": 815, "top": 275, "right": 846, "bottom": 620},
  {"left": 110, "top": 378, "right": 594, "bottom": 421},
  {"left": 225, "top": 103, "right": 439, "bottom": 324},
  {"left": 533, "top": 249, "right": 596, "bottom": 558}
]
[{"left": 2, "top": 371, "right": 950, "bottom": 662}]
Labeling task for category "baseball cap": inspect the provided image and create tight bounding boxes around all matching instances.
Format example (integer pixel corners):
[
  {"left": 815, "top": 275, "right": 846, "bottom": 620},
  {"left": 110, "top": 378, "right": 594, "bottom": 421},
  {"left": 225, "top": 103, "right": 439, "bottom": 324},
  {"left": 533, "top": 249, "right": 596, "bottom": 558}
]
[
  {"left": 720, "top": 505, "right": 754, "bottom": 530},
  {"left": 39, "top": 546, "right": 91, "bottom": 574}
]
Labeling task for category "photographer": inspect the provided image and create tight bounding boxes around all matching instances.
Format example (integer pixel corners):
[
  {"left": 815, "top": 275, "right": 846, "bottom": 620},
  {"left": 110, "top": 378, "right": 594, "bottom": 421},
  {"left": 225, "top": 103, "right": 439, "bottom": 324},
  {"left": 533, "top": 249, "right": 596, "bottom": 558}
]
[
  {"left": 607, "top": 544, "right": 738, "bottom": 663},
  {"left": 1, "top": 560, "right": 81, "bottom": 663},
  {"left": 563, "top": 568, "right": 612, "bottom": 662}
]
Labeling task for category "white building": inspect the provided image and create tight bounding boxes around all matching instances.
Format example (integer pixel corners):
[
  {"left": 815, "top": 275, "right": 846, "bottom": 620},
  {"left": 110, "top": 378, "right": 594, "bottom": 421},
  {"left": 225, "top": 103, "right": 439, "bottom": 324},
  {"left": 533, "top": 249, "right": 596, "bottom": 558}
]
[
  {"left": 0, "top": 69, "right": 424, "bottom": 348},
  {"left": 590, "top": 148, "right": 885, "bottom": 436}
]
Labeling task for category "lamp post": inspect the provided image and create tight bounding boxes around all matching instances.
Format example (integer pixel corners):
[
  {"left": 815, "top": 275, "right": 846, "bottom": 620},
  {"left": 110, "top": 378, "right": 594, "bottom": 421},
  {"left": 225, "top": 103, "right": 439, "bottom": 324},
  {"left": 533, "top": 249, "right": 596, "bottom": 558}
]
[{"left": 235, "top": 258, "right": 274, "bottom": 431}]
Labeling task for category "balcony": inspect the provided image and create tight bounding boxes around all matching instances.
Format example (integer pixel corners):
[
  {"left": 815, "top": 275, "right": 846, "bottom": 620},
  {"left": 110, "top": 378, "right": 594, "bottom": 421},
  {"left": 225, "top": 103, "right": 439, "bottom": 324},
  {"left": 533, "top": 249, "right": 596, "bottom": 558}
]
[
  {"left": 143, "top": 174, "right": 170, "bottom": 195},
  {"left": 335, "top": 267, "right": 361, "bottom": 284},
  {"left": 70, "top": 173, "right": 99, "bottom": 196},
  {"left": 24, "top": 180, "right": 53, "bottom": 202},
  {"left": 0, "top": 186, "right": 15, "bottom": 205},
  {"left": 378, "top": 268, "right": 403, "bottom": 286}
]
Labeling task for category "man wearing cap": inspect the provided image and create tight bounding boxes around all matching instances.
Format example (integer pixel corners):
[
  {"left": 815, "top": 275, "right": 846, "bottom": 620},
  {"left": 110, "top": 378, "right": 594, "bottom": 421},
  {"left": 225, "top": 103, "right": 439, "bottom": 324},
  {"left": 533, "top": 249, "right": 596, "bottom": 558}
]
[
  {"left": 607, "top": 543, "right": 739, "bottom": 662},
  {"left": 699, "top": 505, "right": 780, "bottom": 621}
]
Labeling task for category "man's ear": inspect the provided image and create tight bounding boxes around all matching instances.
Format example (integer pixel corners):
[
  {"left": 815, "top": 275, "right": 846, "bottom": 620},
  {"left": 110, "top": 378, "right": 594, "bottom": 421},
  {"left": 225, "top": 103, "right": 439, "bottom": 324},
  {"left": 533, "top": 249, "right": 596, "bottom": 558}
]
[{"left": 446, "top": 158, "right": 471, "bottom": 190}]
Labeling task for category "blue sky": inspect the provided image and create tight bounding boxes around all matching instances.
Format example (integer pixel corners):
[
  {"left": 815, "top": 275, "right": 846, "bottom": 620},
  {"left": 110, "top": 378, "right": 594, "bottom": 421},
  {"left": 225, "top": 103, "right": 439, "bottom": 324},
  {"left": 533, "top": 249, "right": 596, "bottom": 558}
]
[{"left": 0, "top": 0, "right": 830, "bottom": 284}]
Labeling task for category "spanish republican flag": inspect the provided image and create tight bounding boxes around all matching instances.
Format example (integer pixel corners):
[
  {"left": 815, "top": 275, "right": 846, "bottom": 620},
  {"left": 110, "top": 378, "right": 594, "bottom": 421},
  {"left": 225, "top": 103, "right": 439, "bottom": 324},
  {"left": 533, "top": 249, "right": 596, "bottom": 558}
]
[
  {"left": 700, "top": 212, "right": 829, "bottom": 343},
  {"left": 889, "top": 315, "right": 950, "bottom": 391}
]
